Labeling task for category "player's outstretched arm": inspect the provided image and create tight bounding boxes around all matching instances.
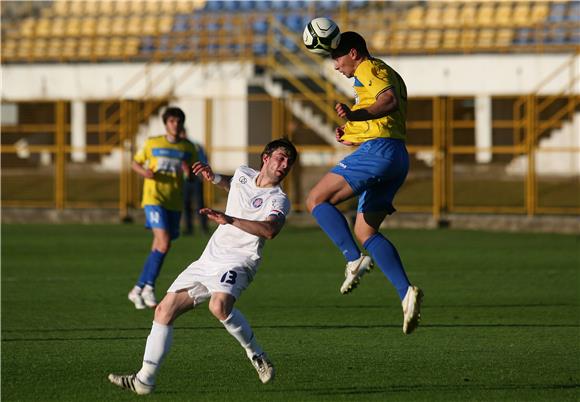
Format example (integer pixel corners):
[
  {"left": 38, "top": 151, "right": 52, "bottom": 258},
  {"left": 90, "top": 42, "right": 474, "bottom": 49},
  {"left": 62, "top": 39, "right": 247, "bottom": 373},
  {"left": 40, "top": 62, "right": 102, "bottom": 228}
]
[
  {"left": 200, "top": 208, "right": 285, "bottom": 240},
  {"left": 192, "top": 161, "right": 232, "bottom": 191}
]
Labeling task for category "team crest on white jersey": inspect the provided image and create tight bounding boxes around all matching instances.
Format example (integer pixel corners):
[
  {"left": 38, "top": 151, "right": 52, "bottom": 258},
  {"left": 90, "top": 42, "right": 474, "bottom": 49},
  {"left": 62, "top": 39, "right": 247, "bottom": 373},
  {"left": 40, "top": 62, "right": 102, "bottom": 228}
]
[
  {"left": 252, "top": 198, "right": 263, "bottom": 208},
  {"left": 239, "top": 176, "right": 248, "bottom": 184}
]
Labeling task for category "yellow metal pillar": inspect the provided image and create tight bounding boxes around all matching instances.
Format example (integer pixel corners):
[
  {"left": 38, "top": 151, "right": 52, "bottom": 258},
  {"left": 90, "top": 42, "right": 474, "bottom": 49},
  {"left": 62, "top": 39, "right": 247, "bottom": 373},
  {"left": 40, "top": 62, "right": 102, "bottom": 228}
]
[
  {"left": 55, "top": 101, "right": 67, "bottom": 210},
  {"left": 525, "top": 95, "right": 537, "bottom": 217}
]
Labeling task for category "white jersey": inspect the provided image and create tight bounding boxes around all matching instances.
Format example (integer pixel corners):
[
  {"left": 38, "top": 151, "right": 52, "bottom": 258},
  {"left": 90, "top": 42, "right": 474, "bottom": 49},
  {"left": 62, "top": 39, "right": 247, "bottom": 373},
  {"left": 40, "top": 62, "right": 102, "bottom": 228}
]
[{"left": 198, "top": 165, "right": 290, "bottom": 277}]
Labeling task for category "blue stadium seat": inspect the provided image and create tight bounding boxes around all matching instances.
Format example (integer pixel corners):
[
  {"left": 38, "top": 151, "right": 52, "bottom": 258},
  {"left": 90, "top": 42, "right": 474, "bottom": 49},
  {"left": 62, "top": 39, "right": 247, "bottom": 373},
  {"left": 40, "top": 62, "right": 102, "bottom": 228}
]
[
  {"left": 271, "top": 1, "right": 287, "bottom": 10},
  {"left": 222, "top": 1, "right": 240, "bottom": 12},
  {"left": 254, "top": 1, "right": 272, "bottom": 11},
  {"left": 567, "top": 1, "right": 580, "bottom": 21},
  {"left": 238, "top": 0, "right": 256, "bottom": 11},
  {"left": 252, "top": 19, "right": 269, "bottom": 34},
  {"left": 548, "top": 2, "right": 567, "bottom": 22},
  {"left": 285, "top": 14, "right": 305, "bottom": 32},
  {"left": 253, "top": 42, "right": 268, "bottom": 56},
  {"left": 316, "top": 0, "right": 339, "bottom": 10},
  {"left": 173, "top": 14, "right": 189, "bottom": 32},
  {"left": 140, "top": 36, "right": 155, "bottom": 53},
  {"left": 514, "top": 28, "right": 531, "bottom": 45},
  {"left": 204, "top": 1, "right": 225, "bottom": 12}
]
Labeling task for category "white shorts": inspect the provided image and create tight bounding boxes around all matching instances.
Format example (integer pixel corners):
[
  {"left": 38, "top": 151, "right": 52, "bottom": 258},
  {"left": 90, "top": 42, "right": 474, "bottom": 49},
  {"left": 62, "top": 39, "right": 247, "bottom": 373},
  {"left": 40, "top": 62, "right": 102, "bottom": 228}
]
[{"left": 167, "top": 259, "right": 253, "bottom": 305}]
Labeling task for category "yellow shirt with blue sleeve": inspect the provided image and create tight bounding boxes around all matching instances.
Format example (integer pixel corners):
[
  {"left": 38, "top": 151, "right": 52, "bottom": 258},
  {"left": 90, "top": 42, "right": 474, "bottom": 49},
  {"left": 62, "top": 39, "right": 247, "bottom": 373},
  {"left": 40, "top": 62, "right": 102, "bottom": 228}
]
[
  {"left": 134, "top": 135, "right": 198, "bottom": 211},
  {"left": 341, "top": 58, "right": 408, "bottom": 144}
]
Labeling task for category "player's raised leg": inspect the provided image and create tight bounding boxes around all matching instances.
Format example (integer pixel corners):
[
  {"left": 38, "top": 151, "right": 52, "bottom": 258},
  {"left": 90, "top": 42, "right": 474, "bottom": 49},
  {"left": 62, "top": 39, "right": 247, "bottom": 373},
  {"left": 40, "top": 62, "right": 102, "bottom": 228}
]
[
  {"left": 307, "top": 172, "right": 374, "bottom": 293},
  {"left": 209, "top": 292, "right": 275, "bottom": 384},
  {"left": 108, "top": 291, "right": 194, "bottom": 394}
]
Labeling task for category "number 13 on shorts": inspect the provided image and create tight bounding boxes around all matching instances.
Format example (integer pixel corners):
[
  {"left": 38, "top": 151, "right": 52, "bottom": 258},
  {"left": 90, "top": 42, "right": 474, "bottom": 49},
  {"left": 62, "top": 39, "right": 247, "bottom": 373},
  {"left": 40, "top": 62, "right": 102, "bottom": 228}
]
[{"left": 220, "top": 270, "right": 237, "bottom": 285}]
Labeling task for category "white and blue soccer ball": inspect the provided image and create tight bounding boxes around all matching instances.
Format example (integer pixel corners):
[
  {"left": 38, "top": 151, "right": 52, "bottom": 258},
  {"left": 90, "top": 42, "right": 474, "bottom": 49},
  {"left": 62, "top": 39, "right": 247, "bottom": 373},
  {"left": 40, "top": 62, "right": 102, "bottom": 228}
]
[{"left": 302, "top": 17, "right": 341, "bottom": 55}]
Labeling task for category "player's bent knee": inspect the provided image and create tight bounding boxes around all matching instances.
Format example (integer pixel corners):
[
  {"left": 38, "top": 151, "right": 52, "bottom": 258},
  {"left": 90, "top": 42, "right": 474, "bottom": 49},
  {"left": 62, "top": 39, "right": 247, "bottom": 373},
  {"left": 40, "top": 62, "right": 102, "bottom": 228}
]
[
  {"left": 208, "top": 299, "right": 228, "bottom": 321},
  {"left": 154, "top": 300, "right": 175, "bottom": 325}
]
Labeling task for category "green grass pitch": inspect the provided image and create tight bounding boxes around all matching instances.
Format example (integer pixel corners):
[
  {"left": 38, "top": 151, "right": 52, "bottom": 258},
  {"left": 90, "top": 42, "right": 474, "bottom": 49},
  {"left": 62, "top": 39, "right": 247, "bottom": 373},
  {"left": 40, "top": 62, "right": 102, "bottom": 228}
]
[{"left": 2, "top": 224, "right": 579, "bottom": 401}]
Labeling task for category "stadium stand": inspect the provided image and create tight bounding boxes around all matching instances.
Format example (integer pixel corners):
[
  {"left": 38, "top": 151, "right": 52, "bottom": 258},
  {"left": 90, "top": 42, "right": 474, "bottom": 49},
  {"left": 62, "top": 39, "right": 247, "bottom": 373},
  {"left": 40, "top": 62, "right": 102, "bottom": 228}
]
[{"left": 2, "top": 1, "right": 579, "bottom": 63}]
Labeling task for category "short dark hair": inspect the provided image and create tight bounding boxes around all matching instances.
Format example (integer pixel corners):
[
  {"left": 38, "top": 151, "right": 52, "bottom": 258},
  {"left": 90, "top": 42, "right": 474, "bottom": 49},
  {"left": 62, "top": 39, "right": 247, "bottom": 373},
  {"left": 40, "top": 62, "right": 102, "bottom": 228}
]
[
  {"left": 162, "top": 107, "right": 186, "bottom": 125},
  {"left": 260, "top": 138, "right": 298, "bottom": 168},
  {"left": 331, "top": 31, "right": 370, "bottom": 59}
]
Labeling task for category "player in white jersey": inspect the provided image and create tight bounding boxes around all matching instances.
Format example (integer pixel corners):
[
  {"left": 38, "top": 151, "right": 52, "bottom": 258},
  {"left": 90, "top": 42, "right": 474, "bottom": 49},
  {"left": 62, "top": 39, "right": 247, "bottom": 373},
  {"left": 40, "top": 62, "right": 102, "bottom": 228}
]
[{"left": 108, "top": 139, "right": 297, "bottom": 395}]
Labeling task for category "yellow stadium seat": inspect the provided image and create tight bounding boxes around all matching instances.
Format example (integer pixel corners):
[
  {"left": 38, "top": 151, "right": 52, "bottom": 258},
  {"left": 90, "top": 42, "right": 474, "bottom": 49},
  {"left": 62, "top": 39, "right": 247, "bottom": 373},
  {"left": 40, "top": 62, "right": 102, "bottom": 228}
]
[
  {"left": 130, "top": 1, "right": 146, "bottom": 15},
  {"left": 31, "top": 38, "right": 48, "bottom": 59},
  {"left": 36, "top": 18, "right": 52, "bottom": 37},
  {"left": 96, "top": 17, "right": 112, "bottom": 36},
  {"left": 461, "top": 28, "right": 477, "bottom": 48},
  {"left": 53, "top": 0, "right": 69, "bottom": 16},
  {"left": 81, "top": 18, "right": 97, "bottom": 36},
  {"left": 2, "top": 39, "right": 18, "bottom": 60},
  {"left": 478, "top": 28, "right": 495, "bottom": 48},
  {"left": 17, "top": 40, "right": 33, "bottom": 59},
  {"left": 512, "top": 3, "right": 530, "bottom": 27},
  {"left": 114, "top": 1, "right": 131, "bottom": 15},
  {"left": 62, "top": 38, "right": 78, "bottom": 58},
  {"left": 65, "top": 17, "right": 82, "bottom": 37},
  {"left": 145, "top": 1, "right": 160, "bottom": 15},
  {"left": 495, "top": 3, "right": 513, "bottom": 26},
  {"left": 530, "top": 2, "right": 549, "bottom": 23},
  {"left": 193, "top": 0, "right": 207, "bottom": 10},
  {"left": 442, "top": 29, "right": 460, "bottom": 49},
  {"left": 159, "top": 16, "right": 174, "bottom": 33},
  {"left": 406, "top": 5, "right": 424, "bottom": 28},
  {"left": 20, "top": 18, "right": 36, "bottom": 37},
  {"left": 111, "top": 17, "right": 127, "bottom": 36},
  {"left": 460, "top": 3, "right": 477, "bottom": 27},
  {"left": 69, "top": 1, "right": 84, "bottom": 16},
  {"left": 99, "top": 1, "right": 115, "bottom": 15},
  {"left": 46, "top": 39, "right": 62, "bottom": 59},
  {"left": 142, "top": 16, "right": 158, "bottom": 35},
  {"left": 370, "top": 31, "right": 388, "bottom": 50},
  {"left": 78, "top": 40, "right": 93, "bottom": 59},
  {"left": 392, "top": 30, "right": 407, "bottom": 50},
  {"left": 425, "top": 30, "right": 442, "bottom": 49},
  {"left": 94, "top": 38, "right": 108, "bottom": 58},
  {"left": 84, "top": 1, "right": 100, "bottom": 15},
  {"left": 442, "top": 3, "right": 460, "bottom": 27},
  {"left": 496, "top": 28, "right": 514, "bottom": 47},
  {"left": 424, "top": 5, "right": 442, "bottom": 28},
  {"left": 51, "top": 18, "right": 66, "bottom": 37},
  {"left": 476, "top": 3, "right": 495, "bottom": 27},
  {"left": 127, "top": 16, "right": 144, "bottom": 36},
  {"left": 109, "top": 37, "right": 124, "bottom": 58},
  {"left": 407, "top": 30, "right": 424, "bottom": 49},
  {"left": 126, "top": 38, "right": 141, "bottom": 56},
  {"left": 177, "top": 1, "right": 195, "bottom": 13}
]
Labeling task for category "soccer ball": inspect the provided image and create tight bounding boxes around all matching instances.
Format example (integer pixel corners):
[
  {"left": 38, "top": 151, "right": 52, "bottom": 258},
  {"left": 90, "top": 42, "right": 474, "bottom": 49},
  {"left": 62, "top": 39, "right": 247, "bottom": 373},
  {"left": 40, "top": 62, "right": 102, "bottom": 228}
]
[{"left": 302, "top": 17, "right": 341, "bottom": 55}]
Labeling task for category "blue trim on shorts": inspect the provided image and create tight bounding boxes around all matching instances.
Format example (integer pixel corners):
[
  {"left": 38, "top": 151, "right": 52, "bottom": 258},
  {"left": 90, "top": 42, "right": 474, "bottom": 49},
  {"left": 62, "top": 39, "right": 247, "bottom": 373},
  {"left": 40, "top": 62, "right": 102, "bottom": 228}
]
[
  {"left": 144, "top": 205, "right": 181, "bottom": 240},
  {"left": 330, "top": 138, "right": 409, "bottom": 214}
]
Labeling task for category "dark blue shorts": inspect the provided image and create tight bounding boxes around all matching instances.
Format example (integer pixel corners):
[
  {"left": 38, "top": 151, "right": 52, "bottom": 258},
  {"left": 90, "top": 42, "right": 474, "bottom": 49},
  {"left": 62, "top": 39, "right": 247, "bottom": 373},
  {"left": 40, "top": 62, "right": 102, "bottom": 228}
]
[
  {"left": 144, "top": 205, "right": 181, "bottom": 240},
  {"left": 330, "top": 138, "right": 409, "bottom": 214}
]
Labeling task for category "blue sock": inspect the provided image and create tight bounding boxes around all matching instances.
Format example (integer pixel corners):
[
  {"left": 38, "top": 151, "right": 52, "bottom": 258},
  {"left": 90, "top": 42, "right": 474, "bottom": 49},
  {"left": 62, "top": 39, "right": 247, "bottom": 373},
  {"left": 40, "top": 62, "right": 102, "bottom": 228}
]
[
  {"left": 137, "top": 250, "right": 167, "bottom": 288},
  {"left": 312, "top": 202, "right": 360, "bottom": 262},
  {"left": 363, "top": 233, "right": 410, "bottom": 300}
]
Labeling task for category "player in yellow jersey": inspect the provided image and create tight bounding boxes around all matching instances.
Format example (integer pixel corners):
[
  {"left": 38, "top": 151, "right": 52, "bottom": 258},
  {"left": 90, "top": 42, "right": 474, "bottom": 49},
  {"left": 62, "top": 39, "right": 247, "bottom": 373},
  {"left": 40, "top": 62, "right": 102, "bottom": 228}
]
[
  {"left": 128, "top": 107, "right": 198, "bottom": 310},
  {"left": 306, "top": 32, "right": 423, "bottom": 334}
]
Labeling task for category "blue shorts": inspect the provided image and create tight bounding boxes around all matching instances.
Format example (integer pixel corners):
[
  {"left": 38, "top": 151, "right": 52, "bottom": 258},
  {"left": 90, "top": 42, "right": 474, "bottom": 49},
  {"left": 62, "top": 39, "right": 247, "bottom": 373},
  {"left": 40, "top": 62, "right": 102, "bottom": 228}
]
[
  {"left": 330, "top": 138, "right": 409, "bottom": 214},
  {"left": 144, "top": 205, "right": 181, "bottom": 240}
]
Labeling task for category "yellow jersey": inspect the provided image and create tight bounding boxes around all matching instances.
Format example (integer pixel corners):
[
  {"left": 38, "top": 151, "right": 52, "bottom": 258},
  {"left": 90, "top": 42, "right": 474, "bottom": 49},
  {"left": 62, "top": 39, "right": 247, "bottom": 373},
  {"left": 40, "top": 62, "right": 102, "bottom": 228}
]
[
  {"left": 341, "top": 58, "right": 408, "bottom": 144},
  {"left": 134, "top": 135, "right": 198, "bottom": 211}
]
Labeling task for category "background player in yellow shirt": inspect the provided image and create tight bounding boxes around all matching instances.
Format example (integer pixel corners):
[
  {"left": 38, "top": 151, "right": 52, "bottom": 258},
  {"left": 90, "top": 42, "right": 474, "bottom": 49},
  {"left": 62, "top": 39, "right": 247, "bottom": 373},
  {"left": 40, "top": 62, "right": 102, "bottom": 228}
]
[
  {"left": 128, "top": 107, "right": 198, "bottom": 310},
  {"left": 306, "top": 32, "right": 423, "bottom": 334}
]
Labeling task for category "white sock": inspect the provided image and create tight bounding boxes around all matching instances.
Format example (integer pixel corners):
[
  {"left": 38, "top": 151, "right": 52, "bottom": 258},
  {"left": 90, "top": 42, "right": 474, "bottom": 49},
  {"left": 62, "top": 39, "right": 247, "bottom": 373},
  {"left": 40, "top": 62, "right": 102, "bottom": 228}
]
[
  {"left": 136, "top": 321, "right": 173, "bottom": 386},
  {"left": 220, "top": 308, "right": 263, "bottom": 359}
]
